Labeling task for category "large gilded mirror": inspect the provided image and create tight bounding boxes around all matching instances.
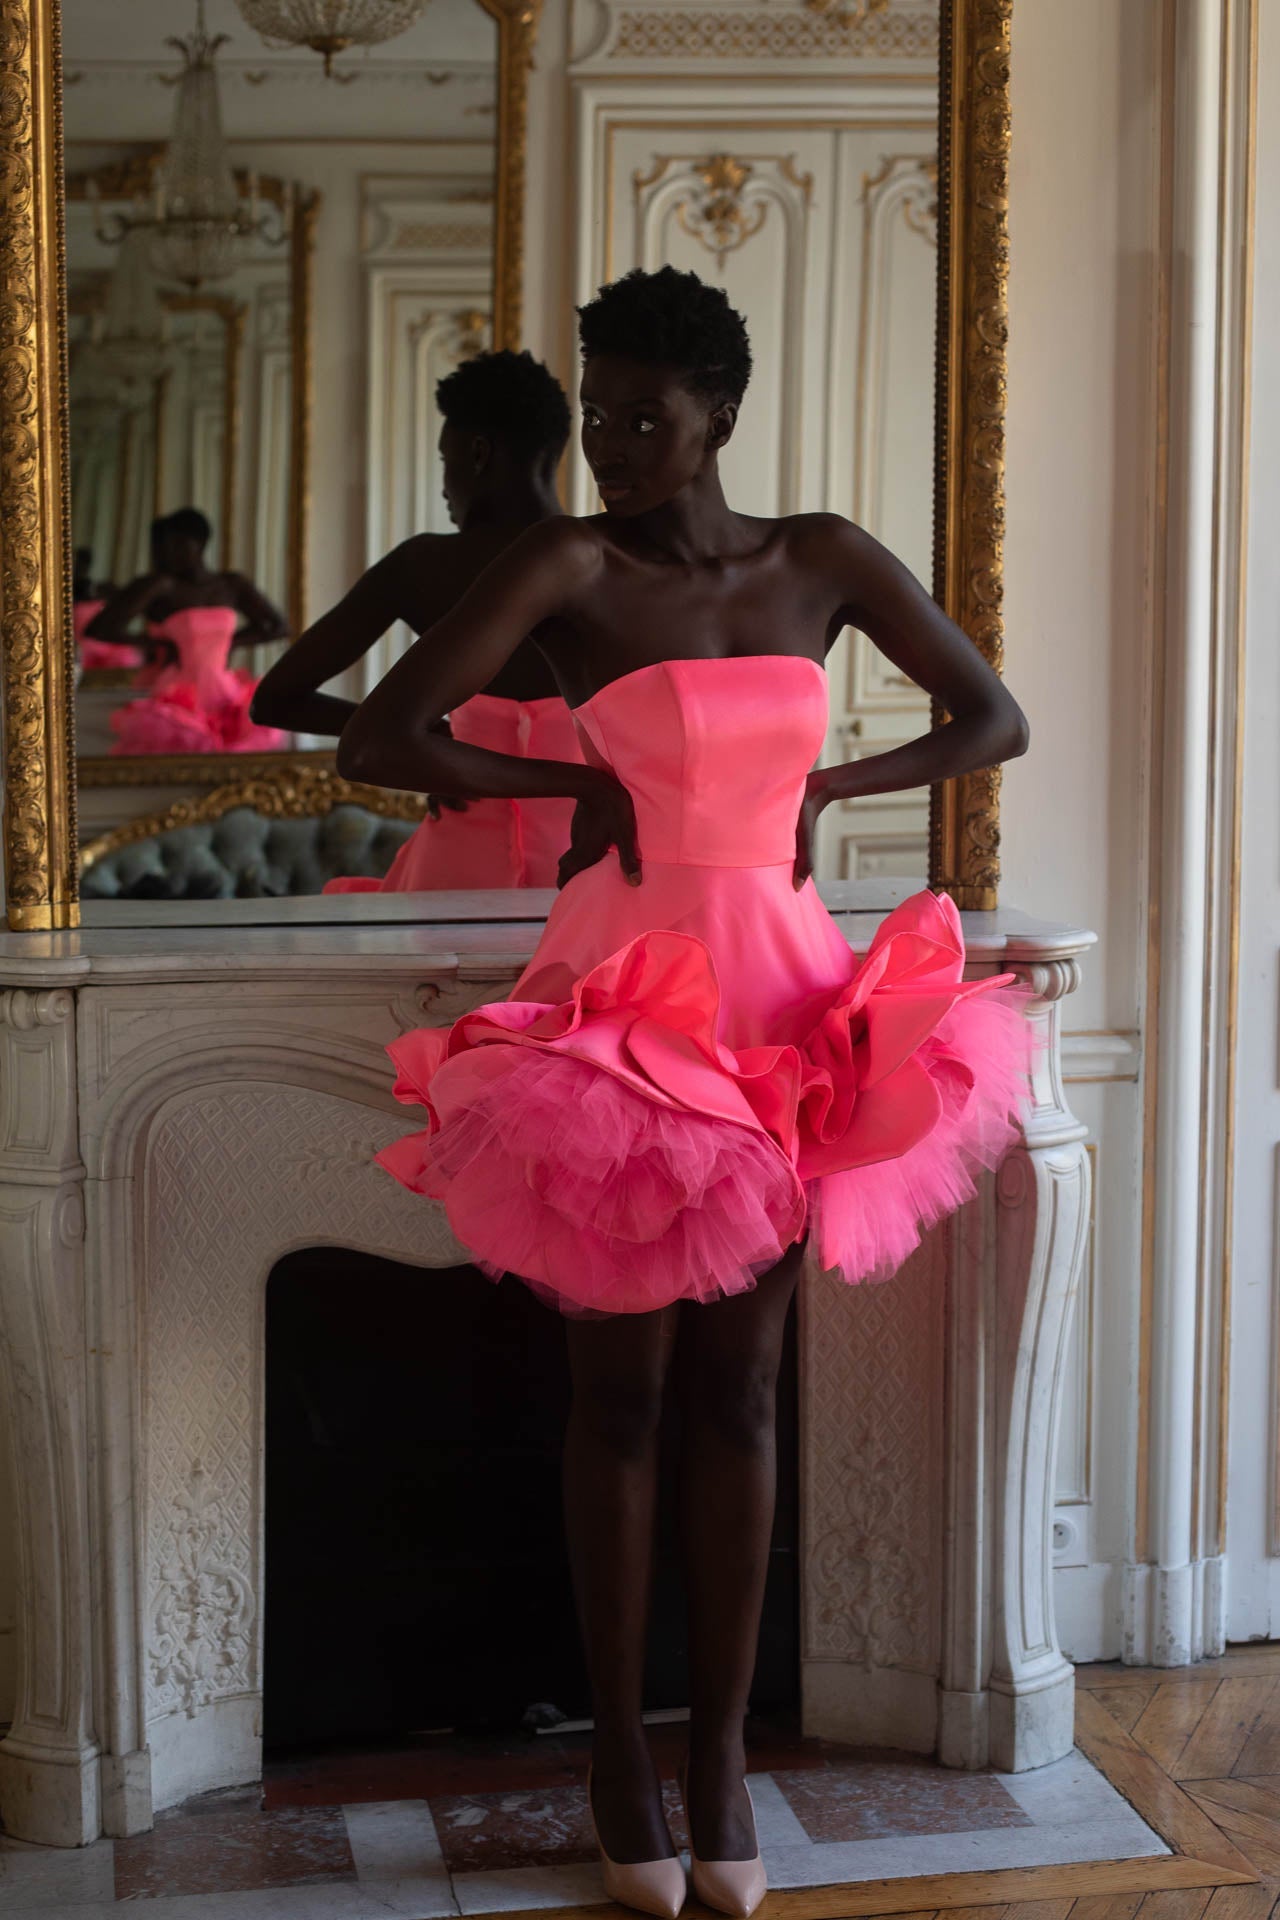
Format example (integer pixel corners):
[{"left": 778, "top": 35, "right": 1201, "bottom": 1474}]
[{"left": 0, "top": 0, "right": 1008, "bottom": 929}]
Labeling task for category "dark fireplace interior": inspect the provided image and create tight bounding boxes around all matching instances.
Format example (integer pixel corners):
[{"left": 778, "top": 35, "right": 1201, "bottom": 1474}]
[{"left": 263, "top": 1249, "right": 800, "bottom": 1750}]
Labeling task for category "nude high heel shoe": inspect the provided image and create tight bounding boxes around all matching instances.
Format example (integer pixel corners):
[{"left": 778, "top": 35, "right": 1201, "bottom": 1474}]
[
  {"left": 678, "top": 1763, "right": 768, "bottom": 1919},
  {"left": 586, "top": 1763, "right": 687, "bottom": 1919}
]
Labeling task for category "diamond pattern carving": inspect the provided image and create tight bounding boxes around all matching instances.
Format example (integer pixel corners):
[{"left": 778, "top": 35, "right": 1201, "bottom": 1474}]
[
  {"left": 143, "top": 1083, "right": 462, "bottom": 1725},
  {"left": 802, "top": 1236, "right": 945, "bottom": 1671}
]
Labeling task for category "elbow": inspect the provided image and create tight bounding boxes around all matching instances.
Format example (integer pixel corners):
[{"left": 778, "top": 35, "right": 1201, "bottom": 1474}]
[
  {"left": 335, "top": 723, "right": 370, "bottom": 783},
  {"left": 1004, "top": 700, "right": 1030, "bottom": 761}
]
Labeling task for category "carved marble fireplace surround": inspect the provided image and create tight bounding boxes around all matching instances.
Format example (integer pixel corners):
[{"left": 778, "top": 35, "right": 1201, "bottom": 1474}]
[{"left": 0, "top": 890, "right": 1094, "bottom": 1849}]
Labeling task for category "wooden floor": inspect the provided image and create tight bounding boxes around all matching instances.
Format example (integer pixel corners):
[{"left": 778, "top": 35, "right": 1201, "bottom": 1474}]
[{"left": 742, "top": 1647, "right": 1280, "bottom": 1920}]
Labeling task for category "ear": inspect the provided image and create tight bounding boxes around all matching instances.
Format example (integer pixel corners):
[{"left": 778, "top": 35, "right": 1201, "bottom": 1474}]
[
  {"left": 706, "top": 402, "right": 737, "bottom": 451},
  {"left": 471, "top": 432, "right": 494, "bottom": 474}
]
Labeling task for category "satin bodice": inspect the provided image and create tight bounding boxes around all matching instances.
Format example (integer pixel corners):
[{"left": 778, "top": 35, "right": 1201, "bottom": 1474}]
[
  {"left": 571, "top": 654, "right": 827, "bottom": 867},
  {"left": 450, "top": 690, "right": 582, "bottom": 764},
  {"left": 148, "top": 606, "right": 240, "bottom": 685}
]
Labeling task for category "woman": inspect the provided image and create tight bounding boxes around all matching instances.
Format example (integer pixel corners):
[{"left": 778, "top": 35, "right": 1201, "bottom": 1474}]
[
  {"left": 89, "top": 508, "right": 289, "bottom": 755},
  {"left": 338, "top": 267, "right": 1031, "bottom": 1919},
  {"left": 250, "top": 349, "right": 585, "bottom": 890}
]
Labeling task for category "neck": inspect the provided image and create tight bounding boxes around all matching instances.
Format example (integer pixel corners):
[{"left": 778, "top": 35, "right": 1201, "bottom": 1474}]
[
  {"left": 625, "top": 468, "right": 740, "bottom": 563},
  {"left": 462, "top": 474, "right": 562, "bottom": 531}
]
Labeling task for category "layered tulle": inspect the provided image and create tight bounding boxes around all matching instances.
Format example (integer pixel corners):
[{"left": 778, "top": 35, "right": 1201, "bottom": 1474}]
[
  {"left": 110, "top": 608, "right": 285, "bottom": 756},
  {"left": 379, "top": 890, "right": 1033, "bottom": 1315},
  {"left": 111, "top": 672, "right": 286, "bottom": 755}
]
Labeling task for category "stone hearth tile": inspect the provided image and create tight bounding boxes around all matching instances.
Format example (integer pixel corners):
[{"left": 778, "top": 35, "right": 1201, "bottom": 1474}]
[
  {"left": 772, "top": 1755, "right": 1033, "bottom": 1842},
  {"left": 760, "top": 1808, "right": 1169, "bottom": 1887},
  {"left": 112, "top": 1803, "right": 356, "bottom": 1900},
  {"left": 996, "top": 1744, "right": 1146, "bottom": 1824},
  {"left": 430, "top": 1778, "right": 686, "bottom": 1874},
  {"left": 0, "top": 1833, "right": 116, "bottom": 1907},
  {"left": 452, "top": 1860, "right": 609, "bottom": 1913},
  {"left": 341, "top": 1800, "right": 456, "bottom": 1916}
]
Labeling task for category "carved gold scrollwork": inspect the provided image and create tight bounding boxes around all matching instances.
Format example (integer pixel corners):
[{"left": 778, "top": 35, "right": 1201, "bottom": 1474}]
[
  {"left": 672, "top": 155, "right": 767, "bottom": 270},
  {"left": 931, "top": 0, "right": 1012, "bottom": 910},
  {"left": 0, "top": 0, "right": 78, "bottom": 930},
  {"left": 79, "top": 763, "right": 429, "bottom": 870},
  {"left": 801, "top": 0, "right": 889, "bottom": 30},
  {"left": 475, "top": 0, "right": 543, "bottom": 351}
]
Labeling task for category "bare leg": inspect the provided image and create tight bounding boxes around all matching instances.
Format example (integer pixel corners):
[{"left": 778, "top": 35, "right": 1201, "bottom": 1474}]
[
  {"left": 674, "top": 1244, "right": 804, "bottom": 1858},
  {"left": 563, "top": 1304, "right": 681, "bottom": 1862}
]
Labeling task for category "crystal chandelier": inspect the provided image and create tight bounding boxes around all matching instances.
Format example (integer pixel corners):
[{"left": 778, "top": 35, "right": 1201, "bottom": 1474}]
[
  {"left": 95, "top": 229, "right": 169, "bottom": 387},
  {"left": 232, "top": 0, "right": 432, "bottom": 76},
  {"left": 92, "top": 1, "right": 286, "bottom": 289}
]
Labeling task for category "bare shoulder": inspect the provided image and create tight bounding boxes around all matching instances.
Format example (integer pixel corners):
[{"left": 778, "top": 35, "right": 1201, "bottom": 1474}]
[
  {"left": 503, "top": 514, "right": 606, "bottom": 587},
  {"left": 783, "top": 511, "right": 873, "bottom": 564}
]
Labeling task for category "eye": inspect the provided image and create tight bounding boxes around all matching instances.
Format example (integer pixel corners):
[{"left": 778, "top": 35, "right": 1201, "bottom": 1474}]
[
  {"left": 582, "top": 407, "right": 601, "bottom": 429},
  {"left": 634, "top": 416, "right": 657, "bottom": 435}
]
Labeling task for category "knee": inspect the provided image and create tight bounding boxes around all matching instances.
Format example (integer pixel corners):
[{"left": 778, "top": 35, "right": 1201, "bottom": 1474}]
[
  {"left": 687, "top": 1358, "right": 779, "bottom": 1453},
  {"left": 571, "top": 1372, "right": 666, "bottom": 1461}
]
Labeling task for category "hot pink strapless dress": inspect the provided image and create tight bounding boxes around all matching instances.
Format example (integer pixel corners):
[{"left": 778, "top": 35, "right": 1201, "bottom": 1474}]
[
  {"left": 325, "top": 692, "right": 583, "bottom": 893},
  {"left": 379, "top": 655, "right": 1031, "bottom": 1315},
  {"left": 110, "top": 607, "right": 286, "bottom": 755},
  {"left": 75, "top": 599, "right": 143, "bottom": 671}
]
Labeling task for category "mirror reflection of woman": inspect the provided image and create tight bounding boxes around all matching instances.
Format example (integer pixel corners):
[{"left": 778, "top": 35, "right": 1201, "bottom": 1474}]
[
  {"left": 88, "top": 508, "right": 291, "bottom": 755},
  {"left": 250, "top": 350, "right": 586, "bottom": 891},
  {"left": 339, "top": 268, "right": 1033, "bottom": 1920},
  {"left": 73, "top": 545, "right": 142, "bottom": 671}
]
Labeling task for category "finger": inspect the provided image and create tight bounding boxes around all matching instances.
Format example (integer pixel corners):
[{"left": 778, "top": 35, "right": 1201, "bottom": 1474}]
[
  {"left": 427, "top": 797, "right": 441, "bottom": 821},
  {"left": 619, "top": 834, "right": 642, "bottom": 887}
]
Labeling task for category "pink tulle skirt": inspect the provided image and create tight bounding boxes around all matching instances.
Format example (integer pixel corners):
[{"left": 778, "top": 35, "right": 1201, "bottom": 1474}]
[{"left": 379, "top": 887, "right": 1035, "bottom": 1317}]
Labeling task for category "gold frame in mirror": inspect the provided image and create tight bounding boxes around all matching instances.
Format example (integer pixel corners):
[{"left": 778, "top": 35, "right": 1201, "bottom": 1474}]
[
  {"left": 64, "top": 151, "right": 319, "bottom": 790},
  {"left": 0, "top": 0, "right": 1006, "bottom": 931}
]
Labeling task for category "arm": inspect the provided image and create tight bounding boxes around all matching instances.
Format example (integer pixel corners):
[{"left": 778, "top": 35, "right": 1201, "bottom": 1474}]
[
  {"left": 228, "top": 572, "right": 289, "bottom": 650},
  {"left": 794, "top": 518, "right": 1029, "bottom": 883},
  {"left": 336, "top": 519, "right": 641, "bottom": 879},
  {"left": 247, "top": 549, "right": 416, "bottom": 733},
  {"left": 84, "top": 573, "right": 170, "bottom": 641}
]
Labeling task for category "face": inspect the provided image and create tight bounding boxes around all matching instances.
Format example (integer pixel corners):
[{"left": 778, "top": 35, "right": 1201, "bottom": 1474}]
[
  {"left": 438, "top": 420, "right": 488, "bottom": 528},
  {"left": 157, "top": 527, "right": 204, "bottom": 575},
  {"left": 580, "top": 355, "right": 732, "bottom": 516}
]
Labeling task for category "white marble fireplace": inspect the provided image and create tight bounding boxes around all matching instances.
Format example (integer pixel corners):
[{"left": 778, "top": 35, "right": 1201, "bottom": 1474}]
[{"left": 0, "top": 893, "right": 1094, "bottom": 1847}]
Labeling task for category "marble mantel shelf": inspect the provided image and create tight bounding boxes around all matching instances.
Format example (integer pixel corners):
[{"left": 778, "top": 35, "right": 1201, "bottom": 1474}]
[
  {"left": 0, "top": 887, "right": 1096, "bottom": 986},
  {"left": 0, "top": 892, "right": 1096, "bottom": 1849}
]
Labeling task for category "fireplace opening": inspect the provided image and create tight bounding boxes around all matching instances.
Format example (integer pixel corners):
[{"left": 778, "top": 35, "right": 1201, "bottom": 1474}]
[{"left": 263, "top": 1249, "right": 800, "bottom": 1751}]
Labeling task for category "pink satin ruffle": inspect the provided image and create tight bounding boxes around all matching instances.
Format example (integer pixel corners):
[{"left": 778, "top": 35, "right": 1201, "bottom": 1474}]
[{"left": 379, "top": 889, "right": 1032, "bottom": 1315}]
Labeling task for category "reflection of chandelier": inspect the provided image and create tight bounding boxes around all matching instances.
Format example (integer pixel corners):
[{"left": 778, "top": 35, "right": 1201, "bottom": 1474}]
[
  {"left": 96, "top": 230, "right": 169, "bottom": 388},
  {"left": 92, "top": 1, "right": 286, "bottom": 289},
  {"left": 232, "top": 0, "right": 432, "bottom": 76}
]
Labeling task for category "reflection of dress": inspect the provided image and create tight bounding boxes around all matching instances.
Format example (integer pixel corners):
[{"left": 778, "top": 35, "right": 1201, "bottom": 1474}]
[
  {"left": 110, "top": 607, "right": 286, "bottom": 755},
  {"left": 75, "top": 599, "right": 143, "bottom": 671},
  {"left": 324, "top": 692, "right": 584, "bottom": 893},
  {"left": 378, "top": 655, "right": 1033, "bottom": 1316}
]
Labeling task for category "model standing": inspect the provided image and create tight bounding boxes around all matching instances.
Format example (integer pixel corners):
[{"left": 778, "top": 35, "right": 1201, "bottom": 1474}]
[{"left": 339, "top": 269, "right": 1031, "bottom": 1919}]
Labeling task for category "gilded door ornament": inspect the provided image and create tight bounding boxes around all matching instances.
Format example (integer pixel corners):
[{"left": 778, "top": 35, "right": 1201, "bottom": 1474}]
[
  {"left": 673, "top": 155, "right": 766, "bottom": 270},
  {"left": 801, "top": 0, "right": 889, "bottom": 25}
]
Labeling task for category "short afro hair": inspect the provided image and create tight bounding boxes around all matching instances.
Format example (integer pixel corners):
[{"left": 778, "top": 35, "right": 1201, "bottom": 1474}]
[
  {"left": 576, "top": 266, "right": 752, "bottom": 408},
  {"left": 165, "top": 506, "right": 212, "bottom": 546},
  {"left": 436, "top": 349, "right": 571, "bottom": 461}
]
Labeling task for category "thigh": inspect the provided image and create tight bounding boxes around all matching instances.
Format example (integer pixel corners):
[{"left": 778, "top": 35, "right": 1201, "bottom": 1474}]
[
  {"left": 674, "top": 1242, "right": 804, "bottom": 1393},
  {"left": 564, "top": 1300, "right": 682, "bottom": 1400}
]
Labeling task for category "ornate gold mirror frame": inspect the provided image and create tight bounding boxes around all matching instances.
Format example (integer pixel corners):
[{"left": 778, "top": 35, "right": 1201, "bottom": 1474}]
[
  {"left": 932, "top": 0, "right": 1011, "bottom": 912},
  {"left": 0, "top": 0, "right": 1000, "bottom": 930}
]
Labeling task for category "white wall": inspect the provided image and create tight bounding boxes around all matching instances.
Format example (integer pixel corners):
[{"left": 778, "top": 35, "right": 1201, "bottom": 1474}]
[
  {"left": 1225, "top": 0, "right": 1279, "bottom": 1639},
  {"left": 1002, "top": 0, "right": 1163, "bottom": 1658}
]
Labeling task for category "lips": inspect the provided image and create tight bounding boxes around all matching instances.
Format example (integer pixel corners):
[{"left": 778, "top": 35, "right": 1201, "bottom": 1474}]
[{"left": 595, "top": 478, "right": 633, "bottom": 502}]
